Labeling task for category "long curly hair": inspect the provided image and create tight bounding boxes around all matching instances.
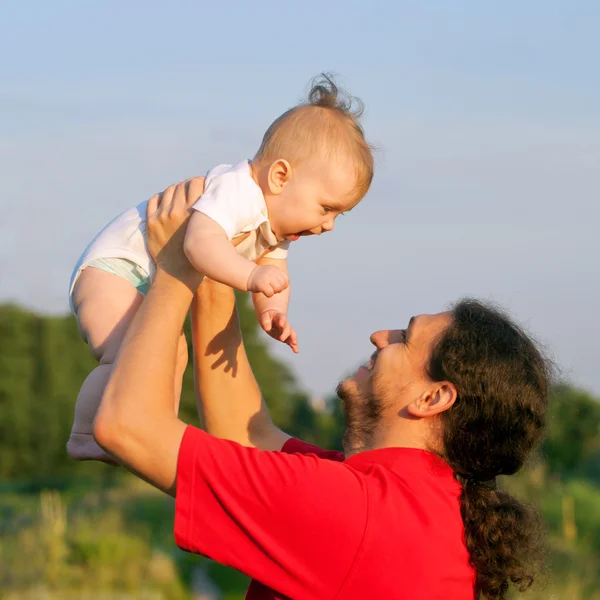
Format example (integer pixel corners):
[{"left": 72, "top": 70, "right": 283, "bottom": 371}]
[{"left": 428, "top": 299, "right": 551, "bottom": 599}]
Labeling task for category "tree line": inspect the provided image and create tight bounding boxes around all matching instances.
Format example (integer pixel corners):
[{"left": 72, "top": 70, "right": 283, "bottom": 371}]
[{"left": 1, "top": 300, "right": 599, "bottom": 487}]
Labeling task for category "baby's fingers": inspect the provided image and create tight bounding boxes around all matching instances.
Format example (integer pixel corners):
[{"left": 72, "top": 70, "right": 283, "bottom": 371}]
[
  {"left": 278, "top": 320, "right": 291, "bottom": 342},
  {"left": 275, "top": 316, "right": 299, "bottom": 353},
  {"left": 260, "top": 311, "right": 274, "bottom": 332},
  {"left": 276, "top": 274, "right": 290, "bottom": 292},
  {"left": 287, "top": 328, "right": 299, "bottom": 353},
  {"left": 260, "top": 284, "right": 275, "bottom": 298},
  {"left": 271, "top": 312, "right": 286, "bottom": 328}
]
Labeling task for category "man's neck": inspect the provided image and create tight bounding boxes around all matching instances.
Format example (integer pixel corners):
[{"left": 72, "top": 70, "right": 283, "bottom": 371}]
[{"left": 345, "top": 419, "right": 433, "bottom": 458}]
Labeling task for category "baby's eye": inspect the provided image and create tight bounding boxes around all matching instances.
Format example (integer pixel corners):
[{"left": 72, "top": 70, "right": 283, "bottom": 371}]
[{"left": 323, "top": 206, "right": 332, "bottom": 213}]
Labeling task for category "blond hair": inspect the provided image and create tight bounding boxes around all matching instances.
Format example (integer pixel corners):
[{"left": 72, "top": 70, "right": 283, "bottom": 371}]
[{"left": 254, "top": 74, "right": 374, "bottom": 204}]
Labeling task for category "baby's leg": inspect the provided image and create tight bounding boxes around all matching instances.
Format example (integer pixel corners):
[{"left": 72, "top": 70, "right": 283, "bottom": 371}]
[
  {"left": 67, "top": 267, "right": 144, "bottom": 463},
  {"left": 67, "top": 268, "right": 189, "bottom": 463}
]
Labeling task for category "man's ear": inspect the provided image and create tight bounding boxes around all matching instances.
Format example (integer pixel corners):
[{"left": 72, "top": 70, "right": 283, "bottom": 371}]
[
  {"left": 406, "top": 382, "right": 457, "bottom": 418},
  {"left": 267, "top": 159, "right": 292, "bottom": 195}
]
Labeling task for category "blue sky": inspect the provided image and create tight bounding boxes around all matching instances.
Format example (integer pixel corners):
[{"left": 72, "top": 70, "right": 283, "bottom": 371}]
[{"left": 1, "top": 1, "right": 599, "bottom": 397}]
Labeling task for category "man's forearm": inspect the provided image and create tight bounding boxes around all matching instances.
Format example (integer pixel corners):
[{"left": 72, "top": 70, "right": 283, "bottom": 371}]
[
  {"left": 94, "top": 270, "right": 190, "bottom": 493},
  {"left": 252, "top": 284, "right": 290, "bottom": 317},
  {"left": 252, "top": 256, "right": 290, "bottom": 316},
  {"left": 192, "top": 280, "right": 290, "bottom": 450}
]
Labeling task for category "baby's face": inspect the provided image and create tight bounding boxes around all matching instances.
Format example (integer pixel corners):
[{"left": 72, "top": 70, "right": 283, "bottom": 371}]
[{"left": 269, "top": 160, "right": 359, "bottom": 242}]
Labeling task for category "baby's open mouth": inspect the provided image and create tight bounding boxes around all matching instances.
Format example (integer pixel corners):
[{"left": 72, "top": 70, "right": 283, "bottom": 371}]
[{"left": 289, "top": 231, "right": 314, "bottom": 240}]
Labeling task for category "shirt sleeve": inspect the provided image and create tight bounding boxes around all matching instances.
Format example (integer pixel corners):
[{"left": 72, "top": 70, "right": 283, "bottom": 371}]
[
  {"left": 174, "top": 426, "right": 367, "bottom": 600},
  {"left": 281, "top": 437, "right": 345, "bottom": 461},
  {"left": 192, "top": 163, "right": 265, "bottom": 240}
]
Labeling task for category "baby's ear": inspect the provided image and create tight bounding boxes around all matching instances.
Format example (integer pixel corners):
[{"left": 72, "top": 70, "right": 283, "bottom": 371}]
[{"left": 268, "top": 160, "right": 292, "bottom": 195}]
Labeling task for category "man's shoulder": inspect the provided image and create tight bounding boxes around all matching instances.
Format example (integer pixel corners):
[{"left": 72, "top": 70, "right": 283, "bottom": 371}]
[{"left": 281, "top": 438, "right": 345, "bottom": 462}]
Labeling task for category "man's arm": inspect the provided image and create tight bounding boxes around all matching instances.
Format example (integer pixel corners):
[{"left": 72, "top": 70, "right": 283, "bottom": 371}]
[
  {"left": 174, "top": 426, "right": 366, "bottom": 600},
  {"left": 252, "top": 256, "right": 291, "bottom": 317},
  {"left": 93, "top": 180, "right": 205, "bottom": 495},
  {"left": 91, "top": 178, "right": 366, "bottom": 599},
  {"left": 192, "top": 278, "right": 291, "bottom": 451}
]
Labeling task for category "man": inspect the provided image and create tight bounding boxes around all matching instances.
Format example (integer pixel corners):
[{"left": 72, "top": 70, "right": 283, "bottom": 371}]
[{"left": 94, "top": 178, "right": 550, "bottom": 599}]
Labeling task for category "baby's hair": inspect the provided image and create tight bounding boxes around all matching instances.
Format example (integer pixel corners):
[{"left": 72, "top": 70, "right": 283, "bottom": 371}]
[{"left": 254, "top": 73, "right": 374, "bottom": 204}]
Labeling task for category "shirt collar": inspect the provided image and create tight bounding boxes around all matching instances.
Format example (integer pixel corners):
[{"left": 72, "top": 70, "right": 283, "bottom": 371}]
[
  {"left": 344, "top": 447, "right": 455, "bottom": 480},
  {"left": 240, "top": 159, "right": 281, "bottom": 247}
]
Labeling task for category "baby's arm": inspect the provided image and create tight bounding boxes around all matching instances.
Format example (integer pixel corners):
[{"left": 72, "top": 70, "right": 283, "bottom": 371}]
[
  {"left": 253, "top": 256, "right": 298, "bottom": 353},
  {"left": 184, "top": 212, "right": 288, "bottom": 296}
]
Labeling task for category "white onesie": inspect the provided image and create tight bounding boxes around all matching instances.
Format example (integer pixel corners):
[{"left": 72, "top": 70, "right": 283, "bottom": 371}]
[{"left": 68, "top": 160, "right": 289, "bottom": 310}]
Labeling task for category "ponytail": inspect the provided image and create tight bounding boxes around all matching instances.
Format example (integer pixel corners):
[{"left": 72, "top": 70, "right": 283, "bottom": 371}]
[{"left": 428, "top": 299, "right": 551, "bottom": 598}]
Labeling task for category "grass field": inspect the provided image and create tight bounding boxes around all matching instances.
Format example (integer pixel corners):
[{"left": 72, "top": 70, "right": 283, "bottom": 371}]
[{"left": 2, "top": 464, "right": 600, "bottom": 599}]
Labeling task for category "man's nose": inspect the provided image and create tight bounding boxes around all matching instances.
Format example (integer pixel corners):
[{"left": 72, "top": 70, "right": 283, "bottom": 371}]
[{"left": 370, "top": 329, "right": 405, "bottom": 348}]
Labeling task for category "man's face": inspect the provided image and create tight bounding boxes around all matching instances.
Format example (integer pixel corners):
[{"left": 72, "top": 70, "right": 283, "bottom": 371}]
[{"left": 337, "top": 312, "right": 453, "bottom": 454}]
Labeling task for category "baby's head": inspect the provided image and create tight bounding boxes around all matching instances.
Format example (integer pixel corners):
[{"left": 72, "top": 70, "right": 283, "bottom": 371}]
[{"left": 252, "top": 74, "right": 374, "bottom": 242}]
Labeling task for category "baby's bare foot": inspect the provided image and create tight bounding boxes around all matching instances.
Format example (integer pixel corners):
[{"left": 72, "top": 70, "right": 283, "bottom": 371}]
[{"left": 67, "top": 432, "right": 119, "bottom": 466}]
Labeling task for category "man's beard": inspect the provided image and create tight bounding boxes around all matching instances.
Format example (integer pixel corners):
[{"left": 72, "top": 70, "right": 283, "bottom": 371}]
[{"left": 336, "top": 379, "right": 385, "bottom": 455}]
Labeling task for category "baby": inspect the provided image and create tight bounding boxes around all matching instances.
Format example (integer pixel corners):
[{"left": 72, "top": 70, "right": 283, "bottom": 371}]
[{"left": 67, "top": 74, "right": 374, "bottom": 462}]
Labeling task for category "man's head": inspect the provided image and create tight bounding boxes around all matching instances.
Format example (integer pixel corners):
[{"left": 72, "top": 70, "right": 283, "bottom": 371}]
[
  {"left": 337, "top": 299, "right": 551, "bottom": 476},
  {"left": 252, "top": 74, "right": 374, "bottom": 242},
  {"left": 337, "top": 310, "right": 455, "bottom": 455}
]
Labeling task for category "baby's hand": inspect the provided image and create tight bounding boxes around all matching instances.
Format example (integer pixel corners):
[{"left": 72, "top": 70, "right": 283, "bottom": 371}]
[
  {"left": 247, "top": 265, "right": 289, "bottom": 297},
  {"left": 259, "top": 310, "right": 299, "bottom": 354}
]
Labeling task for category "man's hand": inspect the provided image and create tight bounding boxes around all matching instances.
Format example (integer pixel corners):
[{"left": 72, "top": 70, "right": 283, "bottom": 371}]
[
  {"left": 247, "top": 265, "right": 290, "bottom": 297},
  {"left": 146, "top": 178, "right": 206, "bottom": 291},
  {"left": 259, "top": 309, "right": 299, "bottom": 354}
]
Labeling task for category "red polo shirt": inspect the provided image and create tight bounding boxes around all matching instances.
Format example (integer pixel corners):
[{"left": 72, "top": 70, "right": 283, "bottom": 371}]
[{"left": 175, "top": 426, "right": 474, "bottom": 599}]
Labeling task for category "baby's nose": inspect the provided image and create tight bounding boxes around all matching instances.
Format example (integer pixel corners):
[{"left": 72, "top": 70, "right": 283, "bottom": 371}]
[{"left": 321, "top": 218, "right": 335, "bottom": 232}]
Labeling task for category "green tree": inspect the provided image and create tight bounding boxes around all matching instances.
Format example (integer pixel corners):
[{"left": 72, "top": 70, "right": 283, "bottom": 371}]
[
  {"left": 542, "top": 384, "right": 600, "bottom": 480},
  {"left": 0, "top": 304, "right": 98, "bottom": 481},
  {"left": 0, "top": 293, "right": 319, "bottom": 482}
]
